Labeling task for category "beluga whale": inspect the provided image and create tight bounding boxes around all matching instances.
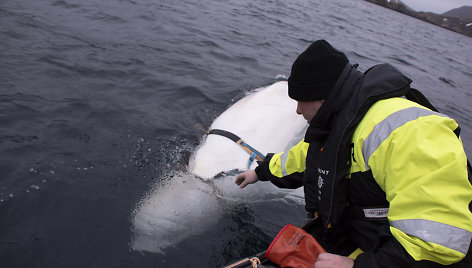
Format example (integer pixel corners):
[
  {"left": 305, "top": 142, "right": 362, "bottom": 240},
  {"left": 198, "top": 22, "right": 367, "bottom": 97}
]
[{"left": 131, "top": 81, "right": 307, "bottom": 253}]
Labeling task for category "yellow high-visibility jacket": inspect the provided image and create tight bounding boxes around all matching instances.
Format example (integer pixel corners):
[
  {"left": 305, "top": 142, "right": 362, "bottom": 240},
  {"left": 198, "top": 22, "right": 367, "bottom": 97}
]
[{"left": 266, "top": 97, "right": 472, "bottom": 265}]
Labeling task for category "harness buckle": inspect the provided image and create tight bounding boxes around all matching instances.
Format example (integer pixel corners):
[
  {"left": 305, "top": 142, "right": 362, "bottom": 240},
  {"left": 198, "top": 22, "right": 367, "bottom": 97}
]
[{"left": 247, "top": 152, "right": 257, "bottom": 169}]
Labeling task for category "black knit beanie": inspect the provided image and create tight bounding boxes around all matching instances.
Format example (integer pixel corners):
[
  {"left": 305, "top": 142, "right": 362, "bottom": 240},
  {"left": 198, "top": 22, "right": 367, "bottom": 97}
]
[{"left": 288, "top": 40, "right": 349, "bottom": 101}]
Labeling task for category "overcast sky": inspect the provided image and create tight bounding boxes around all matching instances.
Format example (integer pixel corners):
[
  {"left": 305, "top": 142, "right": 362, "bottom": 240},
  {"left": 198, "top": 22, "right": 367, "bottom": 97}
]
[{"left": 399, "top": 0, "right": 472, "bottom": 14}]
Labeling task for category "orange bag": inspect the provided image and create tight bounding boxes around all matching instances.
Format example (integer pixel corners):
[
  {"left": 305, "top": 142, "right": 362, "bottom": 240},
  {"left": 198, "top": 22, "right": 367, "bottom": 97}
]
[{"left": 265, "top": 224, "right": 326, "bottom": 268}]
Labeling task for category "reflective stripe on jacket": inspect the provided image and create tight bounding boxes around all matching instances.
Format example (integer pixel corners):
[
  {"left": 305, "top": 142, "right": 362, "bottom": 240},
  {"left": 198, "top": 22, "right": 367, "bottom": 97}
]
[
  {"left": 269, "top": 140, "right": 308, "bottom": 178},
  {"left": 267, "top": 97, "right": 472, "bottom": 265}
]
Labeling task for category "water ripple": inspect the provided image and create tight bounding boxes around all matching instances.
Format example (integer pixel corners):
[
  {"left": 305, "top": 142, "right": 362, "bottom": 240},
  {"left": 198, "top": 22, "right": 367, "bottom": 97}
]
[{"left": 1, "top": 0, "right": 472, "bottom": 266}]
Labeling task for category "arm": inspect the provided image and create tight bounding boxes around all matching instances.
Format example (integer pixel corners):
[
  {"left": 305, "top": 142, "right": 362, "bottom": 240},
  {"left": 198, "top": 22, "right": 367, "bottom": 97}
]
[
  {"left": 361, "top": 112, "right": 472, "bottom": 266},
  {"left": 235, "top": 140, "right": 309, "bottom": 189},
  {"left": 255, "top": 153, "right": 305, "bottom": 189}
]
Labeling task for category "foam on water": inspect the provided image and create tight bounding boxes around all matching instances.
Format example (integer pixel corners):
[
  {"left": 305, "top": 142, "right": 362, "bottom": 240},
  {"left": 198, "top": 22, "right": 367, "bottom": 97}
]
[
  {"left": 131, "top": 171, "right": 304, "bottom": 253},
  {"left": 131, "top": 172, "right": 219, "bottom": 253}
]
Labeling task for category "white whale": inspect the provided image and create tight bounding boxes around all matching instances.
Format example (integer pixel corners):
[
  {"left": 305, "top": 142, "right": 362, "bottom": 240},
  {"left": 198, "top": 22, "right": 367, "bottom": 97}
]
[{"left": 131, "top": 81, "right": 307, "bottom": 253}]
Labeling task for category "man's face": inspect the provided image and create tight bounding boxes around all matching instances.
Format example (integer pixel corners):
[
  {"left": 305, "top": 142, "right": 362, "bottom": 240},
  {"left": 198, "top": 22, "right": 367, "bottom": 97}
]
[{"left": 296, "top": 100, "right": 325, "bottom": 124}]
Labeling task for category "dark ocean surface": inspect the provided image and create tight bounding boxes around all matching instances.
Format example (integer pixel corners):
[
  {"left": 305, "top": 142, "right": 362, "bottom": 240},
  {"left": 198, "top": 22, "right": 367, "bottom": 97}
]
[{"left": 1, "top": 0, "right": 471, "bottom": 267}]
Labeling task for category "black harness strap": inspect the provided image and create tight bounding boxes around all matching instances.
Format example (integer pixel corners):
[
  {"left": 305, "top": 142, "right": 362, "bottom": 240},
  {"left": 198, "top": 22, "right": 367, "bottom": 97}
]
[
  {"left": 207, "top": 129, "right": 265, "bottom": 165},
  {"left": 208, "top": 129, "right": 241, "bottom": 143}
]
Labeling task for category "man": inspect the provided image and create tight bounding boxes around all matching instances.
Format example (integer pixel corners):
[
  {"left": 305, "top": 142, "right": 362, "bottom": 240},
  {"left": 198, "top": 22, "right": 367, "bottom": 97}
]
[{"left": 235, "top": 40, "right": 472, "bottom": 267}]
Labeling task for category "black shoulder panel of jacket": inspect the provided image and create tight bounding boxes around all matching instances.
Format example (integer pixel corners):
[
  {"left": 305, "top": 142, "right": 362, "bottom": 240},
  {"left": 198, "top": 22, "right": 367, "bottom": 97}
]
[{"left": 405, "top": 87, "right": 439, "bottom": 112}]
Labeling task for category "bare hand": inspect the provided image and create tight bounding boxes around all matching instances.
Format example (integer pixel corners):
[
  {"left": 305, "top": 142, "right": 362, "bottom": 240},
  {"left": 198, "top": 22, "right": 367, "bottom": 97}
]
[
  {"left": 314, "top": 253, "right": 354, "bottom": 268},
  {"left": 235, "top": 170, "right": 259, "bottom": 188}
]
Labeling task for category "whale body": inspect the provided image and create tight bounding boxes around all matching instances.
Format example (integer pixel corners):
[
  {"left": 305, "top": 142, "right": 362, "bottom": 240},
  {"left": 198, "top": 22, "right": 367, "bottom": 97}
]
[
  {"left": 188, "top": 81, "right": 307, "bottom": 179},
  {"left": 131, "top": 81, "right": 307, "bottom": 253}
]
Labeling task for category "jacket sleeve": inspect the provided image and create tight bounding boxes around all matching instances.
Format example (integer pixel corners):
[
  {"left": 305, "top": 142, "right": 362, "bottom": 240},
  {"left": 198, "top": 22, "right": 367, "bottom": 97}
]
[
  {"left": 255, "top": 140, "right": 309, "bottom": 189},
  {"left": 363, "top": 109, "right": 472, "bottom": 265}
]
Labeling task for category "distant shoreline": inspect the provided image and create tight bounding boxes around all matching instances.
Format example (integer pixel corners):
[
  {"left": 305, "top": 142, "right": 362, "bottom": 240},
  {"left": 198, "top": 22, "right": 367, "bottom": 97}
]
[{"left": 364, "top": 0, "right": 472, "bottom": 38}]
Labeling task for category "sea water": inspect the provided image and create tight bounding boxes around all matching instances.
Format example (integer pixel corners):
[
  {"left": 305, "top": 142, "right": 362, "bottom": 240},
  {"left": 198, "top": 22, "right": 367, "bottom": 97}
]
[{"left": 1, "top": 0, "right": 471, "bottom": 266}]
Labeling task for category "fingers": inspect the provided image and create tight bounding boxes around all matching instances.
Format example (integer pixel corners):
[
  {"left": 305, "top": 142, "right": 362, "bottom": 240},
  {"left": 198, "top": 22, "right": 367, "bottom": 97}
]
[
  {"left": 235, "top": 172, "right": 248, "bottom": 188},
  {"left": 235, "top": 170, "right": 258, "bottom": 188},
  {"left": 235, "top": 173, "right": 245, "bottom": 187},
  {"left": 314, "top": 253, "right": 354, "bottom": 268},
  {"left": 235, "top": 173, "right": 244, "bottom": 184},
  {"left": 316, "top": 253, "right": 331, "bottom": 262},
  {"left": 239, "top": 180, "right": 249, "bottom": 188}
]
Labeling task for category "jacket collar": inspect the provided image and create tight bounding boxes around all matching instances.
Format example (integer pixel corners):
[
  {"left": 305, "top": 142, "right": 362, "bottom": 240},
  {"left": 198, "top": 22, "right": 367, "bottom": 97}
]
[{"left": 305, "top": 64, "right": 363, "bottom": 143}]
